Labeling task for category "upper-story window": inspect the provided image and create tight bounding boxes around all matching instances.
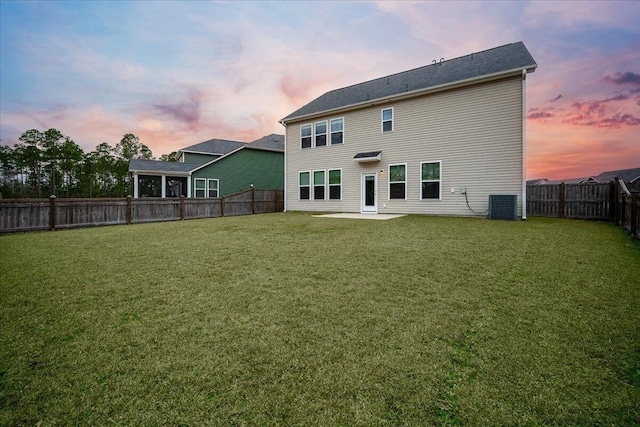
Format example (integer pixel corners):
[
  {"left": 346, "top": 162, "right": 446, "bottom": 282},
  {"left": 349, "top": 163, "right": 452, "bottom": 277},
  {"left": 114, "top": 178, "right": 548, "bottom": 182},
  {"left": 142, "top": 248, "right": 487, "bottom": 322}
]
[
  {"left": 382, "top": 108, "right": 393, "bottom": 132},
  {"left": 315, "top": 121, "right": 327, "bottom": 147},
  {"left": 330, "top": 118, "right": 344, "bottom": 145},
  {"left": 301, "top": 125, "right": 312, "bottom": 149}
]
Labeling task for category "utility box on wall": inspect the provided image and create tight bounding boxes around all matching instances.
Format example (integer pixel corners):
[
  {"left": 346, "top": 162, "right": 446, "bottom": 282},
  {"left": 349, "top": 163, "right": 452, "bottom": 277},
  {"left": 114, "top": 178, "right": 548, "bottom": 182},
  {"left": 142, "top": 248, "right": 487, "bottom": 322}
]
[{"left": 488, "top": 194, "right": 518, "bottom": 220}]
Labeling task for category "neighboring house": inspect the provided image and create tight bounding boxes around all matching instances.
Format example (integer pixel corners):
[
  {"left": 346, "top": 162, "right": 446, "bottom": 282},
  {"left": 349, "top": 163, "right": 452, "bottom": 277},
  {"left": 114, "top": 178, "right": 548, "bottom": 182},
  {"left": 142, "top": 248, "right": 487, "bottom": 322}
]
[
  {"left": 527, "top": 178, "right": 549, "bottom": 186},
  {"left": 279, "top": 41, "right": 537, "bottom": 218},
  {"left": 529, "top": 168, "right": 640, "bottom": 189},
  {"left": 129, "top": 134, "right": 284, "bottom": 198}
]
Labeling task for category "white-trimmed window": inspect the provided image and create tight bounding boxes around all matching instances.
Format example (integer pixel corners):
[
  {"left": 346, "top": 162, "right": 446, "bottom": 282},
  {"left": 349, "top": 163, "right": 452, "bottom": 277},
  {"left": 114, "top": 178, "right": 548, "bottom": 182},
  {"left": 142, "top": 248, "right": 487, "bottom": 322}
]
[
  {"left": 315, "top": 121, "right": 327, "bottom": 147},
  {"left": 301, "top": 124, "right": 312, "bottom": 149},
  {"left": 330, "top": 118, "right": 344, "bottom": 145},
  {"left": 194, "top": 178, "right": 206, "bottom": 197},
  {"left": 299, "top": 171, "right": 310, "bottom": 200},
  {"left": 207, "top": 179, "right": 219, "bottom": 198},
  {"left": 421, "top": 161, "right": 441, "bottom": 200},
  {"left": 382, "top": 108, "right": 393, "bottom": 132},
  {"left": 313, "top": 170, "right": 326, "bottom": 200},
  {"left": 389, "top": 164, "right": 406, "bottom": 199},
  {"left": 329, "top": 169, "right": 341, "bottom": 200},
  {"left": 195, "top": 178, "right": 219, "bottom": 197}
]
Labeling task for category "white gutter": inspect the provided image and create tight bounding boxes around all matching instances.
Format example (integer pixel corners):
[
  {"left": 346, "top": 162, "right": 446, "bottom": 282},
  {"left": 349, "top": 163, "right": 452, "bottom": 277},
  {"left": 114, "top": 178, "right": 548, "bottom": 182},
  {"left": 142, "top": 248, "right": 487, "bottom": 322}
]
[
  {"left": 129, "top": 169, "right": 192, "bottom": 176},
  {"left": 280, "top": 65, "right": 538, "bottom": 125},
  {"left": 521, "top": 69, "right": 527, "bottom": 220}
]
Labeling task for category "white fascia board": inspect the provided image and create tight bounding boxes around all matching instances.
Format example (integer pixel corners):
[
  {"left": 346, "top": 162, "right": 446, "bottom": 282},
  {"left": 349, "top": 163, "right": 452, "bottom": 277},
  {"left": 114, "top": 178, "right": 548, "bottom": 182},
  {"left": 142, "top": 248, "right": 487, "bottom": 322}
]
[
  {"left": 280, "top": 66, "right": 538, "bottom": 125},
  {"left": 179, "top": 149, "right": 225, "bottom": 156},
  {"left": 129, "top": 170, "right": 192, "bottom": 176}
]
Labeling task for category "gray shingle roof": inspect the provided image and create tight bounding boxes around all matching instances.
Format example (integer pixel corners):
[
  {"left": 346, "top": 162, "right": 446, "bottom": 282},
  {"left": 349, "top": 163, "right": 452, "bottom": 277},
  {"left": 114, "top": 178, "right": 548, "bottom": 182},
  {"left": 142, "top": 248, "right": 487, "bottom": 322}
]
[
  {"left": 180, "top": 138, "right": 245, "bottom": 155},
  {"left": 281, "top": 41, "right": 537, "bottom": 123},
  {"left": 248, "top": 134, "right": 284, "bottom": 152},
  {"left": 594, "top": 168, "right": 640, "bottom": 183},
  {"left": 129, "top": 159, "right": 200, "bottom": 173}
]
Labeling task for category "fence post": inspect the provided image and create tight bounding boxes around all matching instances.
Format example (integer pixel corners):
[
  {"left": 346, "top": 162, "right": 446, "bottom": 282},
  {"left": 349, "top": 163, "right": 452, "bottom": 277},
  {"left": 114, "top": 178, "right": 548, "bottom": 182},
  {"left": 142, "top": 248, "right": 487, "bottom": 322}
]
[
  {"left": 252, "top": 187, "right": 256, "bottom": 214},
  {"left": 126, "top": 196, "right": 132, "bottom": 225},
  {"left": 609, "top": 182, "right": 616, "bottom": 222},
  {"left": 632, "top": 192, "right": 639, "bottom": 237},
  {"left": 49, "top": 195, "right": 57, "bottom": 231},
  {"left": 559, "top": 183, "right": 565, "bottom": 218},
  {"left": 180, "top": 196, "right": 185, "bottom": 220},
  {"left": 221, "top": 196, "right": 225, "bottom": 217}
]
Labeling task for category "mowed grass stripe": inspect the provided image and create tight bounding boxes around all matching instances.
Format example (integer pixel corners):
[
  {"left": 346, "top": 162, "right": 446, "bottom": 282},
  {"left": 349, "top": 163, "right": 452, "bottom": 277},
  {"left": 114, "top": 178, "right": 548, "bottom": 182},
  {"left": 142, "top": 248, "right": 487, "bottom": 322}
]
[{"left": 0, "top": 213, "right": 638, "bottom": 425}]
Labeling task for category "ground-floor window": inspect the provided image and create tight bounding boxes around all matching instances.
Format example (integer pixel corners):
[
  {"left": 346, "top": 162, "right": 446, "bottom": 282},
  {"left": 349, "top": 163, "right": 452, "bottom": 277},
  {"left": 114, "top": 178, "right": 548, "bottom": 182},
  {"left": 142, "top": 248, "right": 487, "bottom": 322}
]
[
  {"left": 207, "top": 179, "right": 219, "bottom": 198},
  {"left": 389, "top": 164, "right": 406, "bottom": 199},
  {"left": 329, "top": 169, "right": 341, "bottom": 200},
  {"left": 194, "top": 178, "right": 219, "bottom": 198},
  {"left": 299, "top": 172, "right": 310, "bottom": 200},
  {"left": 421, "top": 161, "right": 441, "bottom": 199},
  {"left": 313, "top": 170, "right": 326, "bottom": 200}
]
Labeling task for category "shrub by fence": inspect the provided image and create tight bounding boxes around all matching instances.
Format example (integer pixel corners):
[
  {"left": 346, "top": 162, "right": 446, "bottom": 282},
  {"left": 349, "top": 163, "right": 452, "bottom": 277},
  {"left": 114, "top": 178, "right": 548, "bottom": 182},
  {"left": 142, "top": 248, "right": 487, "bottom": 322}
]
[{"left": 0, "top": 188, "right": 284, "bottom": 233}]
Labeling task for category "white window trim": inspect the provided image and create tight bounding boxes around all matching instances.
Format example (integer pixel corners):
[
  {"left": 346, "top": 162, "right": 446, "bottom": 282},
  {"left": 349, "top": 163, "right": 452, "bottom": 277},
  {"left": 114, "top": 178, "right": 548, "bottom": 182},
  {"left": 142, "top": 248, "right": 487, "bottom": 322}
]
[
  {"left": 313, "top": 169, "right": 326, "bottom": 201},
  {"left": 328, "top": 168, "right": 342, "bottom": 200},
  {"left": 300, "top": 124, "right": 312, "bottom": 149},
  {"left": 382, "top": 107, "right": 394, "bottom": 133},
  {"left": 207, "top": 178, "right": 219, "bottom": 198},
  {"left": 194, "top": 178, "right": 207, "bottom": 198},
  {"left": 330, "top": 117, "right": 344, "bottom": 145},
  {"left": 299, "top": 170, "right": 311, "bottom": 200},
  {"left": 388, "top": 163, "right": 407, "bottom": 200},
  {"left": 315, "top": 120, "right": 328, "bottom": 147},
  {"left": 420, "top": 160, "right": 442, "bottom": 200}
]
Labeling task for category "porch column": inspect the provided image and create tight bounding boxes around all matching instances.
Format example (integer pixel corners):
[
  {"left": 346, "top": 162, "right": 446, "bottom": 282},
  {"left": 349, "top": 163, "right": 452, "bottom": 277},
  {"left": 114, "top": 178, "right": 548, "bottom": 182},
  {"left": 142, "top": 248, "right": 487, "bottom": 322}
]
[
  {"left": 133, "top": 172, "right": 139, "bottom": 198},
  {"left": 187, "top": 176, "right": 192, "bottom": 198},
  {"left": 161, "top": 175, "right": 166, "bottom": 198}
]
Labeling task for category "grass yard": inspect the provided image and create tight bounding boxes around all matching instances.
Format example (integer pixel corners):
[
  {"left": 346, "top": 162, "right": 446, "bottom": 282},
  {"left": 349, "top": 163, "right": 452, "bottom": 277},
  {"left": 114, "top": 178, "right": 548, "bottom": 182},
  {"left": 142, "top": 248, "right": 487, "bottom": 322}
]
[{"left": 1, "top": 213, "right": 639, "bottom": 426}]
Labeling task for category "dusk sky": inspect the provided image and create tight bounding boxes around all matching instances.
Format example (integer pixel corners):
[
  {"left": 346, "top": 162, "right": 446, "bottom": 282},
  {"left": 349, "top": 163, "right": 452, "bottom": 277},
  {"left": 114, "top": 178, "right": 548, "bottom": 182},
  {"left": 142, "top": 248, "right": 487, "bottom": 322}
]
[{"left": 1, "top": 1, "right": 638, "bottom": 180}]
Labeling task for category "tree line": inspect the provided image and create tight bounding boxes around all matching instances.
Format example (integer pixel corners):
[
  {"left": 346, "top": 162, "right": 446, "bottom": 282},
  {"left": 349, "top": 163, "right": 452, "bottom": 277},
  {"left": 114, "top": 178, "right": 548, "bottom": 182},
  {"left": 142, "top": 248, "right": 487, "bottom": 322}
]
[{"left": 0, "top": 129, "right": 176, "bottom": 199}]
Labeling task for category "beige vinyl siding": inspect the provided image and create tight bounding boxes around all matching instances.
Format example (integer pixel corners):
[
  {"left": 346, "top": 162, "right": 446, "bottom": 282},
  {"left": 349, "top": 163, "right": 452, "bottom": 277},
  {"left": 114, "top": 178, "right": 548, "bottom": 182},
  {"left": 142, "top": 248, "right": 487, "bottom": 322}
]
[{"left": 285, "top": 76, "right": 524, "bottom": 216}]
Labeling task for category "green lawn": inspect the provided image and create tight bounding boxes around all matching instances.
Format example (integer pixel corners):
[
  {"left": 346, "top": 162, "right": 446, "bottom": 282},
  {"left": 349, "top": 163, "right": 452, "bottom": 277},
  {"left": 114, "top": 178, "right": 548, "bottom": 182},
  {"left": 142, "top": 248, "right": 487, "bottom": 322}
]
[{"left": 1, "top": 213, "right": 639, "bottom": 426}]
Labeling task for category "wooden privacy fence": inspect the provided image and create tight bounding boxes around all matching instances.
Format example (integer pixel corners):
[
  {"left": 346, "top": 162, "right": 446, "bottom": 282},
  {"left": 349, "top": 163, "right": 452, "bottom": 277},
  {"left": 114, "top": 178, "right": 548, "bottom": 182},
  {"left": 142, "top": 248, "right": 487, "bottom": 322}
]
[
  {"left": 527, "top": 180, "right": 639, "bottom": 239},
  {"left": 526, "top": 183, "right": 614, "bottom": 220},
  {"left": 0, "top": 188, "right": 284, "bottom": 233}
]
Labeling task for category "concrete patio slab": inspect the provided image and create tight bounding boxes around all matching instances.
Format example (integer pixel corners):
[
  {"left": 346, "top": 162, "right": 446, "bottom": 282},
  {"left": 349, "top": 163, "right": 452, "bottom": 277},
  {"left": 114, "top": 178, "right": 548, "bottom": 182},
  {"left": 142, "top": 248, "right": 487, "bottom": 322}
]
[{"left": 312, "top": 213, "right": 406, "bottom": 220}]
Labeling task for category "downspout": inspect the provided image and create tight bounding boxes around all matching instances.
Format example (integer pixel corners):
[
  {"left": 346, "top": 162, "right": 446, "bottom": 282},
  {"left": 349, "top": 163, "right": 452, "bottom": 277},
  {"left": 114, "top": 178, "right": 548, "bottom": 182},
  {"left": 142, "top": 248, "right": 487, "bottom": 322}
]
[
  {"left": 521, "top": 69, "right": 527, "bottom": 220},
  {"left": 280, "top": 121, "right": 288, "bottom": 212}
]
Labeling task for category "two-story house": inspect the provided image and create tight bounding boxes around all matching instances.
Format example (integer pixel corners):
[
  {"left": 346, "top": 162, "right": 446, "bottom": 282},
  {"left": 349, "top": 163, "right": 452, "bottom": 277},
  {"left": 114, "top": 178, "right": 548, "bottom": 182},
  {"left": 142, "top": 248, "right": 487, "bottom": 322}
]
[
  {"left": 279, "top": 42, "right": 537, "bottom": 218},
  {"left": 129, "top": 134, "right": 284, "bottom": 198}
]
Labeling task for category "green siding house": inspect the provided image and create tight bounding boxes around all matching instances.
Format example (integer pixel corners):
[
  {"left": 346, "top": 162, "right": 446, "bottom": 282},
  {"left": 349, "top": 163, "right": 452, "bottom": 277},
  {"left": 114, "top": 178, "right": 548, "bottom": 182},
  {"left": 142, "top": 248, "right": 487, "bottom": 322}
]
[{"left": 129, "top": 134, "right": 284, "bottom": 198}]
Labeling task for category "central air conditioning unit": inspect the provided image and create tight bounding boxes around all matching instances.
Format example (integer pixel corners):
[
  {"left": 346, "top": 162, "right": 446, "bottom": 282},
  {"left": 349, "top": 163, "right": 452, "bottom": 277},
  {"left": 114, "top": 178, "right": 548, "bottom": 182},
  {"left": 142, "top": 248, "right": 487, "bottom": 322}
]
[{"left": 488, "top": 194, "right": 517, "bottom": 220}]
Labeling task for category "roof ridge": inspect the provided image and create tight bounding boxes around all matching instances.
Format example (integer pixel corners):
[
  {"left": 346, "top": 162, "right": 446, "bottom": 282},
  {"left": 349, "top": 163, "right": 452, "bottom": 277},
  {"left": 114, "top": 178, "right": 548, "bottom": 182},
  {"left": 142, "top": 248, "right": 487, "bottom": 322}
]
[{"left": 320, "top": 42, "right": 524, "bottom": 96}]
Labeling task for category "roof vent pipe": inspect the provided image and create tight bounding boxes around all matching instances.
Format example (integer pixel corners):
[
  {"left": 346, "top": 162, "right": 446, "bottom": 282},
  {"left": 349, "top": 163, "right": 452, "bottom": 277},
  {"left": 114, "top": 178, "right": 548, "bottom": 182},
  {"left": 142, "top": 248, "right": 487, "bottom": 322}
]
[
  {"left": 432, "top": 60, "right": 436, "bottom": 65},
  {"left": 440, "top": 58, "right": 445, "bottom": 64}
]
